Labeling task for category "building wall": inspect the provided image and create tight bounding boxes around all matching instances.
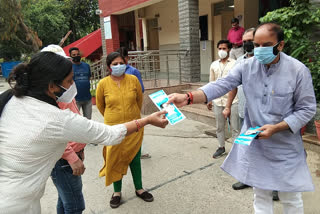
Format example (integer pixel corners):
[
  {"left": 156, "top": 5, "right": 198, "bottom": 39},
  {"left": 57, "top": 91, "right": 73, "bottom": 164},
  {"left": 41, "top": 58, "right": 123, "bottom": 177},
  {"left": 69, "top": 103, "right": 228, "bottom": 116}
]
[
  {"left": 99, "top": 0, "right": 150, "bottom": 17},
  {"left": 144, "top": 0, "right": 179, "bottom": 45},
  {"left": 100, "top": 0, "right": 259, "bottom": 81}
]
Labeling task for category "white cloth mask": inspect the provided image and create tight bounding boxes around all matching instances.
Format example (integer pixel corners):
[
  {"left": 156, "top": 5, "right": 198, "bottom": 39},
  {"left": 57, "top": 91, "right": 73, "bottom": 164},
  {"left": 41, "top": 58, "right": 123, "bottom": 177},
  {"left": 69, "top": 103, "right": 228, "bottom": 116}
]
[
  {"left": 56, "top": 82, "right": 78, "bottom": 103},
  {"left": 218, "top": 50, "right": 228, "bottom": 59}
]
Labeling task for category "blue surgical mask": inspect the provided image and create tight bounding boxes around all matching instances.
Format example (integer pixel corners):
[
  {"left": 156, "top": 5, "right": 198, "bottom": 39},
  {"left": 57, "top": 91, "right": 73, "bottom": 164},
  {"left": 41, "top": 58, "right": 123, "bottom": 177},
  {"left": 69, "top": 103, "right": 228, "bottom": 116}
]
[
  {"left": 111, "top": 64, "right": 126, "bottom": 77},
  {"left": 254, "top": 43, "right": 280, "bottom": 64}
]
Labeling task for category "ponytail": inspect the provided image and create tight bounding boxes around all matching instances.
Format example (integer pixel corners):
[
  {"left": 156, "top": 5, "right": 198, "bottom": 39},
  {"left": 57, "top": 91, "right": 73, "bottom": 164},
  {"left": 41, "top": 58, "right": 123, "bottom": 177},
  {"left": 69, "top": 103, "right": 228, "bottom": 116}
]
[{"left": 8, "top": 63, "right": 30, "bottom": 97}]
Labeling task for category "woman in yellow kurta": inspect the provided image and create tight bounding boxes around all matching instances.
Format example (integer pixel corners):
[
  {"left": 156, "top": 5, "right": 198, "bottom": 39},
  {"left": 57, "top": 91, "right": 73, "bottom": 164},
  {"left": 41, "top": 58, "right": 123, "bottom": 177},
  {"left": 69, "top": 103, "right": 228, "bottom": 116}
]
[{"left": 96, "top": 52, "right": 153, "bottom": 209}]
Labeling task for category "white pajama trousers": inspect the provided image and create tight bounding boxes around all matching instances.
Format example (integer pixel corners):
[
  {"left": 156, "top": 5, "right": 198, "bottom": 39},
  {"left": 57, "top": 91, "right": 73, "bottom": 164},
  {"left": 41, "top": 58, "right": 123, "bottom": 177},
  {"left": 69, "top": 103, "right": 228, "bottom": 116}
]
[{"left": 253, "top": 187, "right": 303, "bottom": 214}]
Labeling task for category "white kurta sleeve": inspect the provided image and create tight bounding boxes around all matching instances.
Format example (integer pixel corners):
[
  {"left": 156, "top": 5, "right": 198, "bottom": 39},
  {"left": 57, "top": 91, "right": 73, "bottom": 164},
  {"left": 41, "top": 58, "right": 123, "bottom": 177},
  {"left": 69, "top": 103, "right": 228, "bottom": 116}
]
[{"left": 61, "top": 110, "right": 127, "bottom": 145}]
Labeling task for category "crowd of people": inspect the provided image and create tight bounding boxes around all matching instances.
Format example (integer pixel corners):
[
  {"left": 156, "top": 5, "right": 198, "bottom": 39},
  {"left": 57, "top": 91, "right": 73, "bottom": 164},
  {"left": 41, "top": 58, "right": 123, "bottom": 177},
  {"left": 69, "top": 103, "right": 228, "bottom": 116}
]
[{"left": 0, "top": 20, "right": 316, "bottom": 214}]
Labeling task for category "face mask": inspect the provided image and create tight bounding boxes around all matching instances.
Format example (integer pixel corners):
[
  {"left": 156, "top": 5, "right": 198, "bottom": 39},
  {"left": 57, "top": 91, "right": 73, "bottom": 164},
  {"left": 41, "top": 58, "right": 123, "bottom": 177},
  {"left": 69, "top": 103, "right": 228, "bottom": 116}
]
[
  {"left": 254, "top": 42, "right": 280, "bottom": 64},
  {"left": 72, "top": 56, "right": 81, "bottom": 63},
  {"left": 243, "top": 41, "right": 254, "bottom": 54},
  {"left": 56, "top": 82, "right": 77, "bottom": 103},
  {"left": 111, "top": 64, "right": 126, "bottom": 77},
  {"left": 218, "top": 50, "right": 228, "bottom": 59}
]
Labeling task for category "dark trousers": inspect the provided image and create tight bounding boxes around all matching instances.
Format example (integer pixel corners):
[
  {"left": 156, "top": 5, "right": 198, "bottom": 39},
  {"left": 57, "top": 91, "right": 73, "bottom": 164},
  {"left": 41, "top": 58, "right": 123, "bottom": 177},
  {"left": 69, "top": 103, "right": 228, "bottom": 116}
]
[{"left": 51, "top": 159, "right": 85, "bottom": 214}]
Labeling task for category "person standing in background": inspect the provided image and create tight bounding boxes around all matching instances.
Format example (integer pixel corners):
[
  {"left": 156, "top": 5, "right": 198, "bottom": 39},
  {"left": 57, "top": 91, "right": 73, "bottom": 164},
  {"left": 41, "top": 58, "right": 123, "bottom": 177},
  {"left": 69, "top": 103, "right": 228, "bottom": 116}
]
[
  {"left": 207, "top": 40, "right": 239, "bottom": 159},
  {"left": 227, "top": 18, "right": 245, "bottom": 60},
  {"left": 69, "top": 47, "right": 92, "bottom": 119},
  {"left": 117, "top": 47, "right": 151, "bottom": 159}
]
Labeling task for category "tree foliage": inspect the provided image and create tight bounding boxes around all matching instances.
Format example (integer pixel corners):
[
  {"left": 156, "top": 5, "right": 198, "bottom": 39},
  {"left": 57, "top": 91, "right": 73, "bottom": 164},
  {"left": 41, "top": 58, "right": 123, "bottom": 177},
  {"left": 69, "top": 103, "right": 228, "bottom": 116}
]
[
  {"left": 260, "top": 0, "right": 320, "bottom": 101},
  {"left": 0, "top": 0, "right": 99, "bottom": 59},
  {"left": 24, "top": 0, "right": 69, "bottom": 47},
  {"left": 0, "top": 0, "right": 42, "bottom": 53},
  {"left": 61, "top": 0, "right": 99, "bottom": 43}
]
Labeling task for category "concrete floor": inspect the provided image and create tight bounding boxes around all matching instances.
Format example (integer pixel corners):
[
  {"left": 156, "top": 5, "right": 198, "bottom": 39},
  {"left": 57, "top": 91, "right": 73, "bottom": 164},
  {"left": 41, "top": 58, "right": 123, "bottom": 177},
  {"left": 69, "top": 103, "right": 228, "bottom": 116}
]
[{"left": 40, "top": 106, "right": 320, "bottom": 214}]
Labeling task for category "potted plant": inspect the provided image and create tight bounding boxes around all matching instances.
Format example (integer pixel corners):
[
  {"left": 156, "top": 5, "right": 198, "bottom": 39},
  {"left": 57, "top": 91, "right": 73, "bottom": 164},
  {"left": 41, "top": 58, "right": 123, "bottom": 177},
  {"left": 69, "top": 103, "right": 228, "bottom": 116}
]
[{"left": 90, "top": 89, "right": 96, "bottom": 105}]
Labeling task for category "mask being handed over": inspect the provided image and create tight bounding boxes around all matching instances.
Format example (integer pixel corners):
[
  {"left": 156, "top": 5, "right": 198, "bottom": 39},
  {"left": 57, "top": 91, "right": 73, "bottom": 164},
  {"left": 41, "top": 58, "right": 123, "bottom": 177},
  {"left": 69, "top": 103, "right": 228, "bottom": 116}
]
[
  {"left": 55, "top": 82, "right": 78, "bottom": 103},
  {"left": 218, "top": 50, "right": 228, "bottom": 59},
  {"left": 111, "top": 64, "right": 126, "bottom": 77},
  {"left": 254, "top": 42, "right": 280, "bottom": 64}
]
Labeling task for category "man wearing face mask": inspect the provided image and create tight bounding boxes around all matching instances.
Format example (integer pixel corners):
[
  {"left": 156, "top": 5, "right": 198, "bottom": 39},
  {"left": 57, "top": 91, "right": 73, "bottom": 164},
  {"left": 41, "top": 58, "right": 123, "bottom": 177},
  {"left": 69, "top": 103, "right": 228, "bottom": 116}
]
[
  {"left": 69, "top": 47, "right": 92, "bottom": 119},
  {"left": 167, "top": 23, "right": 316, "bottom": 214},
  {"left": 207, "top": 40, "right": 239, "bottom": 159},
  {"left": 228, "top": 18, "right": 245, "bottom": 60},
  {"left": 41, "top": 45, "right": 87, "bottom": 213},
  {"left": 223, "top": 28, "right": 255, "bottom": 191}
]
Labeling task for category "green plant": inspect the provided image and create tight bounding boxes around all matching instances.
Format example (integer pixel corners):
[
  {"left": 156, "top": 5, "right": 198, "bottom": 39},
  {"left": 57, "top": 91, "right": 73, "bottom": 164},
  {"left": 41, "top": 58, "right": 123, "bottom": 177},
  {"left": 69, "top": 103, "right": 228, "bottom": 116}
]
[
  {"left": 90, "top": 88, "right": 96, "bottom": 97},
  {"left": 260, "top": 0, "right": 320, "bottom": 101}
]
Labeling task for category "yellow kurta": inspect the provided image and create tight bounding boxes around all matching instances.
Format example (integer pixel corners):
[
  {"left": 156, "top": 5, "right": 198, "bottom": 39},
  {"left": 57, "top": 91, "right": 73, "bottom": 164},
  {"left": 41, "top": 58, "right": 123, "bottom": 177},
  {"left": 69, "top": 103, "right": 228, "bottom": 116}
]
[{"left": 96, "top": 74, "right": 143, "bottom": 186}]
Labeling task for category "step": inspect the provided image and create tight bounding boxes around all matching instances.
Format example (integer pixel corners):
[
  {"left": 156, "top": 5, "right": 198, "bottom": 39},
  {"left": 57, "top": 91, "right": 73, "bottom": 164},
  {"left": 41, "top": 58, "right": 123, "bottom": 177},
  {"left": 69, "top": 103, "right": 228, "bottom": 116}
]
[
  {"left": 180, "top": 103, "right": 232, "bottom": 138},
  {"left": 181, "top": 104, "right": 215, "bottom": 126},
  {"left": 303, "top": 133, "right": 320, "bottom": 146}
]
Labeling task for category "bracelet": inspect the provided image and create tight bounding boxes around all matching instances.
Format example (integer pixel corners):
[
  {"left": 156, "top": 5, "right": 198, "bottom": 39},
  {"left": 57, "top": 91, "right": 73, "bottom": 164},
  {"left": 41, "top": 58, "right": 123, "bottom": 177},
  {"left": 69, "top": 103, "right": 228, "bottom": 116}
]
[
  {"left": 134, "top": 120, "right": 141, "bottom": 132},
  {"left": 186, "top": 93, "right": 190, "bottom": 105},
  {"left": 187, "top": 92, "right": 193, "bottom": 105}
]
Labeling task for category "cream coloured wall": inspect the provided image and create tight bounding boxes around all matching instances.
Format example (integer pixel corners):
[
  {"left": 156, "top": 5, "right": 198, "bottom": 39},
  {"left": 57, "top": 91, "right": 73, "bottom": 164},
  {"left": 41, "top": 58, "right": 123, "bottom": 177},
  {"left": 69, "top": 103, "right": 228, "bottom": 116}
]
[
  {"left": 144, "top": 0, "right": 179, "bottom": 45},
  {"left": 234, "top": 0, "right": 258, "bottom": 29}
]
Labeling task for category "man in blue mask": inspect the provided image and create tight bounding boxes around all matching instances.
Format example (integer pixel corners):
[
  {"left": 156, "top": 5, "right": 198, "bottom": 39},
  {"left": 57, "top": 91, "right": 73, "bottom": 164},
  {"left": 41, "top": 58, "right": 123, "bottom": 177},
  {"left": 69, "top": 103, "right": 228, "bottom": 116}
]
[{"left": 167, "top": 23, "right": 316, "bottom": 214}]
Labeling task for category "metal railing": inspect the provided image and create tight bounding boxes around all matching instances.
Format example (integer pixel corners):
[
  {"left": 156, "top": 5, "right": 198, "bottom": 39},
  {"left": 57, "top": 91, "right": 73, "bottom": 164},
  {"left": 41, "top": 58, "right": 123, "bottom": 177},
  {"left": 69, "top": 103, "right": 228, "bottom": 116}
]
[
  {"left": 89, "top": 59, "right": 107, "bottom": 94},
  {"left": 128, "top": 49, "right": 189, "bottom": 88},
  {"left": 89, "top": 49, "right": 189, "bottom": 92}
]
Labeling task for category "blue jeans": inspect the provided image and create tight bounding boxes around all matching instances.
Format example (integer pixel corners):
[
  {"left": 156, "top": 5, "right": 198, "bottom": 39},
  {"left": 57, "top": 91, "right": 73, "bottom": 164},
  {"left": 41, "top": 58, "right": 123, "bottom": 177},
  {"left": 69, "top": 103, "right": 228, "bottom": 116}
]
[{"left": 51, "top": 159, "right": 85, "bottom": 214}]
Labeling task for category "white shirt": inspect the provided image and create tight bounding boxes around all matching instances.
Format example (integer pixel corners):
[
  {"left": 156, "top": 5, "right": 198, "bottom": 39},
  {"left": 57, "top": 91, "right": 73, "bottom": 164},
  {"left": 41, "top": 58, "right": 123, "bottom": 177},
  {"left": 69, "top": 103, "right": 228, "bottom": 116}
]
[
  {"left": 209, "top": 57, "right": 238, "bottom": 106},
  {"left": 0, "top": 96, "right": 126, "bottom": 213}
]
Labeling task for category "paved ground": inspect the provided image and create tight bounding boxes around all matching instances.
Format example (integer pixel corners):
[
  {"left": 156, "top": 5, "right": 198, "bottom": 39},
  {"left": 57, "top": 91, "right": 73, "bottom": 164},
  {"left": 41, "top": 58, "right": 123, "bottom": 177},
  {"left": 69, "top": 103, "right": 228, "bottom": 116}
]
[{"left": 1, "top": 77, "right": 320, "bottom": 213}]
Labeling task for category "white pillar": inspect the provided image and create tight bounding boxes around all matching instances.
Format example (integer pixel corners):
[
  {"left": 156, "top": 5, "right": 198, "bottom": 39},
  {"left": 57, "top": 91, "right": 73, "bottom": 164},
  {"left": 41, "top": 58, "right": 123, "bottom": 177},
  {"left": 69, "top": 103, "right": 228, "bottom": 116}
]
[{"left": 142, "top": 18, "right": 148, "bottom": 51}]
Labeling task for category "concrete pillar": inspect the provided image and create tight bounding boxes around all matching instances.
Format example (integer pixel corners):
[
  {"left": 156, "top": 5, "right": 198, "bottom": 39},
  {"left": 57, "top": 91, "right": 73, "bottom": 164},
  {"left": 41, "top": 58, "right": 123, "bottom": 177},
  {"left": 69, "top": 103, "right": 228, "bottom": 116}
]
[
  {"left": 106, "top": 15, "right": 120, "bottom": 53},
  {"left": 178, "top": 0, "right": 201, "bottom": 82},
  {"left": 99, "top": 16, "right": 107, "bottom": 70},
  {"left": 134, "top": 10, "right": 141, "bottom": 51}
]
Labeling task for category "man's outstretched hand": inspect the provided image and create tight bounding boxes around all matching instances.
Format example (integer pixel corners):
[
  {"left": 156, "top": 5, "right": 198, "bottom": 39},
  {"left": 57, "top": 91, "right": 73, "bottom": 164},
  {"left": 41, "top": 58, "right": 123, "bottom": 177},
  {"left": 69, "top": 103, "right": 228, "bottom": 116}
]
[{"left": 167, "top": 93, "right": 187, "bottom": 108}]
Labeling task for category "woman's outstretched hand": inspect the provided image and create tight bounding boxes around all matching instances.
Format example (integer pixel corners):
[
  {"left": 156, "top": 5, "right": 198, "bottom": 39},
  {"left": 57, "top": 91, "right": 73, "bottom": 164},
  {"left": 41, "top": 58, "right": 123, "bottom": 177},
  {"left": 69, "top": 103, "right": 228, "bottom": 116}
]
[
  {"left": 167, "top": 93, "right": 187, "bottom": 108},
  {"left": 146, "top": 110, "right": 168, "bottom": 128}
]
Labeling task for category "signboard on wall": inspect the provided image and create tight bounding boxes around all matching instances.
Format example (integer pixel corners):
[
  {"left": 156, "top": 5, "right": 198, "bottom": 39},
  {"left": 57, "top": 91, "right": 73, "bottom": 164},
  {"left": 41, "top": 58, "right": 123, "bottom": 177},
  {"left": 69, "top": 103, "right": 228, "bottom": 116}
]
[{"left": 104, "top": 16, "right": 112, "bottom": 39}]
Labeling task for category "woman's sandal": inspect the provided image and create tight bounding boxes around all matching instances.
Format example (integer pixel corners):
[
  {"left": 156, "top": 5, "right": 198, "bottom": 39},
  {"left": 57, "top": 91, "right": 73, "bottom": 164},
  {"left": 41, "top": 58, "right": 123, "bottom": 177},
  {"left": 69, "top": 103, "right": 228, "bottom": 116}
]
[
  {"left": 110, "top": 193, "right": 121, "bottom": 208},
  {"left": 135, "top": 191, "right": 154, "bottom": 202}
]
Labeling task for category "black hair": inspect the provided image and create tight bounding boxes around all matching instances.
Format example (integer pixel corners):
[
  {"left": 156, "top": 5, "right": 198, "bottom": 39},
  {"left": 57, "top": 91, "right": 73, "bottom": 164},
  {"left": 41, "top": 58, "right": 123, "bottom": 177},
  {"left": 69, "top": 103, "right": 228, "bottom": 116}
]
[
  {"left": 231, "top": 18, "right": 239, "bottom": 24},
  {"left": 69, "top": 47, "right": 79, "bottom": 55},
  {"left": 106, "top": 52, "right": 125, "bottom": 68},
  {"left": 217, "top": 40, "right": 232, "bottom": 49},
  {"left": 116, "top": 47, "right": 129, "bottom": 57},
  {"left": 253, "top": 22, "right": 284, "bottom": 42},
  {"left": 8, "top": 52, "right": 72, "bottom": 97}
]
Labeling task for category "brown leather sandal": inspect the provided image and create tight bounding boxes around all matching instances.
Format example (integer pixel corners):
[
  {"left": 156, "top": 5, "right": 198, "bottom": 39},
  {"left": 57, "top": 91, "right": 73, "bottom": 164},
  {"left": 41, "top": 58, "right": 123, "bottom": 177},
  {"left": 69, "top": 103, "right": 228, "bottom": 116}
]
[
  {"left": 135, "top": 191, "right": 154, "bottom": 202},
  {"left": 110, "top": 193, "right": 121, "bottom": 208}
]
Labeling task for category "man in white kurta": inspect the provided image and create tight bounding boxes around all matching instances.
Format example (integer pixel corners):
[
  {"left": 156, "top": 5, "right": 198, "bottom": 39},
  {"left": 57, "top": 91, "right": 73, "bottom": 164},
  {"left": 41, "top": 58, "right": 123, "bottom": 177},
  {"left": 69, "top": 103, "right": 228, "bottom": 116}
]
[{"left": 207, "top": 40, "right": 239, "bottom": 159}]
